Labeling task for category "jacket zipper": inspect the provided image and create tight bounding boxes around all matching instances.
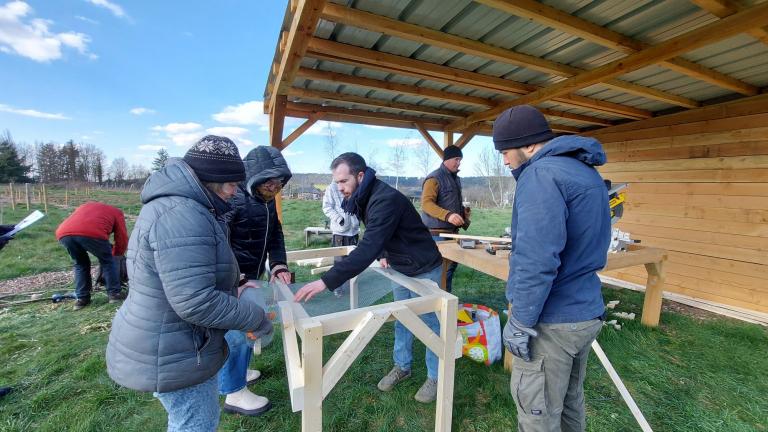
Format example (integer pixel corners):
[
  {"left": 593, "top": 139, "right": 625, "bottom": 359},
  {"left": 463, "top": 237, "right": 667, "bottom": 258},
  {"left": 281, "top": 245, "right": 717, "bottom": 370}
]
[{"left": 256, "top": 201, "right": 270, "bottom": 278}]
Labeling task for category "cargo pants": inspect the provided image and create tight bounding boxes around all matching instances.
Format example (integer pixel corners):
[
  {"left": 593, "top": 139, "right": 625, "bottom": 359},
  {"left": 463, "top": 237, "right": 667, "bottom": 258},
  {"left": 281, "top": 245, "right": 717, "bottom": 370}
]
[{"left": 510, "top": 319, "right": 603, "bottom": 432}]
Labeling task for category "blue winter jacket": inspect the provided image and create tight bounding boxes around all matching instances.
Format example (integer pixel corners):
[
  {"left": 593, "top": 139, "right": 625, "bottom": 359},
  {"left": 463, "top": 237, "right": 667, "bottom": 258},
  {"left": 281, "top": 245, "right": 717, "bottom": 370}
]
[{"left": 507, "top": 135, "right": 611, "bottom": 327}]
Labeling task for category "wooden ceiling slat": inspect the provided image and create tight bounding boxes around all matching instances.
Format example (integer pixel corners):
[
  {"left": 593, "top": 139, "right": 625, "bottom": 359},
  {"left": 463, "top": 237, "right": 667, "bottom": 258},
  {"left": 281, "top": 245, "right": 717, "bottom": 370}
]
[
  {"left": 307, "top": 38, "right": 652, "bottom": 120},
  {"left": 476, "top": 0, "right": 759, "bottom": 96},
  {"left": 447, "top": 2, "right": 768, "bottom": 130},
  {"left": 321, "top": 3, "right": 702, "bottom": 107},
  {"left": 691, "top": 0, "right": 768, "bottom": 45}
]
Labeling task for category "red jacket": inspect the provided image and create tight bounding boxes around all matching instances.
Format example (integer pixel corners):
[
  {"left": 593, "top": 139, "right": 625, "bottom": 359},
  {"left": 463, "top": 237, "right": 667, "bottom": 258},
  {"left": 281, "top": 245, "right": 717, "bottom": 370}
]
[{"left": 56, "top": 201, "right": 129, "bottom": 256}]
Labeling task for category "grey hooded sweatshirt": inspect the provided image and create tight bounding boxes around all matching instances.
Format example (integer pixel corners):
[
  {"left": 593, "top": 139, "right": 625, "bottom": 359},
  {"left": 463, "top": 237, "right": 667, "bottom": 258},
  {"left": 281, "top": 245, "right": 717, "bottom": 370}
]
[{"left": 106, "top": 159, "right": 266, "bottom": 393}]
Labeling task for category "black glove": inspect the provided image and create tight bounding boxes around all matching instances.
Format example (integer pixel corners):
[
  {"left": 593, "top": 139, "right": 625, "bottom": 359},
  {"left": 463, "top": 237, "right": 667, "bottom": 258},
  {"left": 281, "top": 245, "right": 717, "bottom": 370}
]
[
  {"left": 0, "top": 224, "right": 13, "bottom": 236},
  {"left": 503, "top": 316, "right": 538, "bottom": 362}
]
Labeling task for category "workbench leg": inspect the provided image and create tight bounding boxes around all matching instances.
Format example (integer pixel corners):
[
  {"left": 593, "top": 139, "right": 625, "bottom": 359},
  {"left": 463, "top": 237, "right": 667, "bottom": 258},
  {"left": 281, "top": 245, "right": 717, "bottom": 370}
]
[
  {"left": 641, "top": 260, "right": 665, "bottom": 327},
  {"left": 440, "top": 259, "right": 451, "bottom": 291},
  {"left": 302, "top": 324, "right": 323, "bottom": 432},
  {"left": 435, "top": 296, "right": 457, "bottom": 432}
]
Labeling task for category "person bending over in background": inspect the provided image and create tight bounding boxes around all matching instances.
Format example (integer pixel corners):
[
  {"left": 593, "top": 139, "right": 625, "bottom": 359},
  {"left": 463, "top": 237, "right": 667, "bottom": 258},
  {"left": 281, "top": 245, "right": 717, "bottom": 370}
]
[
  {"left": 55, "top": 201, "right": 128, "bottom": 310},
  {"left": 106, "top": 136, "right": 273, "bottom": 432},
  {"left": 219, "top": 145, "right": 292, "bottom": 416}
]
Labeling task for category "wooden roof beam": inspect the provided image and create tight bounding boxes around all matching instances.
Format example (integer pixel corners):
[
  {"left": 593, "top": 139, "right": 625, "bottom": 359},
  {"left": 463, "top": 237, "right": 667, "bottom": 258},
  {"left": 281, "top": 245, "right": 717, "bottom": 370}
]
[
  {"left": 287, "top": 102, "right": 450, "bottom": 128},
  {"left": 280, "top": 112, "right": 325, "bottom": 150},
  {"left": 477, "top": 0, "right": 759, "bottom": 96},
  {"left": 306, "top": 39, "right": 652, "bottom": 119},
  {"left": 296, "top": 68, "right": 615, "bottom": 127},
  {"left": 321, "top": 3, "right": 701, "bottom": 107},
  {"left": 266, "top": 0, "right": 327, "bottom": 114},
  {"left": 691, "top": 0, "right": 768, "bottom": 45},
  {"left": 447, "top": 1, "right": 768, "bottom": 130},
  {"left": 454, "top": 127, "right": 479, "bottom": 149},
  {"left": 414, "top": 122, "right": 445, "bottom": 158}
]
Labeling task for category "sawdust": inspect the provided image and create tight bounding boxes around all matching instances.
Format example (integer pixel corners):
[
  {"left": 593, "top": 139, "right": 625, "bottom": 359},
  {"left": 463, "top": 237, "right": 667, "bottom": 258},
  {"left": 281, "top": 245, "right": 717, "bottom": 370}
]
[{"left": 0, "top": 270, "right": 73, "bottom": 295}]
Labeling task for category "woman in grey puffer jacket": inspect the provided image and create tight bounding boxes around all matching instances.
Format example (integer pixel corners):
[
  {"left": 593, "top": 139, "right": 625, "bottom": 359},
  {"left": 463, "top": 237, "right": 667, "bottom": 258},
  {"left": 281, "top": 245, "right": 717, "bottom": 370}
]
[{"left": 106, "top": 136, "right": 272, "bottom": 432}]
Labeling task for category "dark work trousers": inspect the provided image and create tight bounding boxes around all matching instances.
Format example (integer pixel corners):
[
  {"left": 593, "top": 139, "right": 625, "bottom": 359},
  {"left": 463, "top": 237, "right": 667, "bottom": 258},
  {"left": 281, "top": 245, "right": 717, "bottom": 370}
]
[
  {"left": 59, "top": 235, "right": 120, "bottom": 299},
  {"left": 511, "top": 319, "right": 603, "bottom": 432},
  {"left": 431, "top": 235, "right": 458, "bottom": 292},
  {"left": 332, "top": 234, "right": 358, "bottom": 294}
]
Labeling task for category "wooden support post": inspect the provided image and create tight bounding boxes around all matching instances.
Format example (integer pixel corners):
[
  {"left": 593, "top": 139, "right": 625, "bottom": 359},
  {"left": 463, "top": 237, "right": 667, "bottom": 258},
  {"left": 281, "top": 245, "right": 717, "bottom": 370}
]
[
  {"left": 414, "top": 122, "right": 445, "bottom": 159},
  {"left": 443, "top": 132, "right": 453, "bottom": 148},
  {"left": 24, "top": 183, "right": 30, "bottom": 210},
  {"left": 301, "top": 321, "right": 324, "bottom": 432},
  {"left": 42, "top": 184, "right": 48, "bottom": 213},
  {"left": 455, "top": 128, "right": 477, "bottom": 149},
  {"left": 64, "top": 187, "right": 69, "bottom": 208},
  {"left": 271, "top": 94, "right": 287, "bottom": 223},
  {"left": 8, "top": 184, "right": 15, "bottom": 211},
  {"left": 641, "top": 260, "right": 665, "bottom": 327},
  {"left": 281, "top": 113, "right": 324, "bottom": 149},
  {"left": 435, "top": 296, "right": 458, "bottom": 432}
]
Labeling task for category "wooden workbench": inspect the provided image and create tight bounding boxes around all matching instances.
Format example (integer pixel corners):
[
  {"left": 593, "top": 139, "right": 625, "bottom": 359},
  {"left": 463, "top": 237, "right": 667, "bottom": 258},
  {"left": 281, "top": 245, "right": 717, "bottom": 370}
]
[{"left": 438, "top": 242, "right": 668, "bottom": 327}]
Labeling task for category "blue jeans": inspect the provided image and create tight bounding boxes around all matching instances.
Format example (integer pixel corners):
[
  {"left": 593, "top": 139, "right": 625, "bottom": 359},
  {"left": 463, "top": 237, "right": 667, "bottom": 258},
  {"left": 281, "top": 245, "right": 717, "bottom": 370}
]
[
  {"left": 392, "top": 265, "right": 442, "bottom": 380},
  {"left": 432, "top": 235, "right": 457, "bottom": 293},
  {"left": 59, "top": 235, "right": 119, "bottom": 299},
  {"left": 154, "top": 375, "right": 220, "bottom": 432},
  {"left": 218, "top": 330, "right": 251, "bottom": 394}
]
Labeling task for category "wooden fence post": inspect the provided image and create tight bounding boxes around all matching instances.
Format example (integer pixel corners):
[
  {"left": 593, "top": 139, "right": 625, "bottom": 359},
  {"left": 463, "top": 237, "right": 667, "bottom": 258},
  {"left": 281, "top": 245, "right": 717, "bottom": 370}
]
[
  {"left": 8, "top": 183, "right": 15, "bottom": 211},
  {"left": 42, "top": 184, "right": 48, "bottom": 213},
  {"left": 65, "top": 187, "right": 69, "bottom": 208}
]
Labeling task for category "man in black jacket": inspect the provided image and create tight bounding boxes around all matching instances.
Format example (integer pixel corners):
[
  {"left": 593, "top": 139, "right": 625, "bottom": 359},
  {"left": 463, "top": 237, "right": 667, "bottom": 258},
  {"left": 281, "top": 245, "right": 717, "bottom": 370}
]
[{"left": 294, "top": 152, "right": 444, "bottom": 403}]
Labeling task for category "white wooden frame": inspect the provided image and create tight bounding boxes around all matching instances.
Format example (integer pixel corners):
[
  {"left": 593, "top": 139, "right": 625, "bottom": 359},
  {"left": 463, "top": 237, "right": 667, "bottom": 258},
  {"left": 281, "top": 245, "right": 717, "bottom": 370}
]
[{"left": 281, "top": 246, "right": 458, "bottom": 432}]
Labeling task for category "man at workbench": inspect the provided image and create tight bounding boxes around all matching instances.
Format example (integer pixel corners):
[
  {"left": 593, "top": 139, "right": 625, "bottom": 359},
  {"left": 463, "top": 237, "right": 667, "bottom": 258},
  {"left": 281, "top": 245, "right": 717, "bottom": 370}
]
[
  {"left": 294, "top": 152, "right": 444, "bottom": 403},
  {"left": 494, "top": 105, "right": 610, "bottom": 432},
  {"left": 420, "top": 145, "right": 469, "bottom": 293}
]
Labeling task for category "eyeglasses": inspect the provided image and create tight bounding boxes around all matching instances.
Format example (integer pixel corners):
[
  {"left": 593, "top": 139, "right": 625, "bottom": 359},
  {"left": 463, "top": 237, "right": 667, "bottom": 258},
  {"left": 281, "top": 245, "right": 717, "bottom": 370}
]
[{"left": 261, "top": 178, "right": 284, "bottom": 190}]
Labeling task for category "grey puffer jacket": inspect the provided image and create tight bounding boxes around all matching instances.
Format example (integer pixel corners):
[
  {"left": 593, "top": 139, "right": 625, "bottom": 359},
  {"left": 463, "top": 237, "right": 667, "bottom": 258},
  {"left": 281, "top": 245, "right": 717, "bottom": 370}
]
[{"left": 106, "top": 159, "right": 266, "bottom": 393}]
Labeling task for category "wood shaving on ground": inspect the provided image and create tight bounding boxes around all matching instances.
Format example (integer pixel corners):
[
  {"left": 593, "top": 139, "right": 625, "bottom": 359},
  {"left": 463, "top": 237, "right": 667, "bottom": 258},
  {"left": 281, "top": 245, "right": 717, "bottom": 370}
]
[
  {"left": 80, "top": 322, "right": 111, "bottom": 334},
  {"left": 613, "top": 312, "right": 636, "bottom": 320},
  {"left": 0, "top": 270, "right": 73, "bottom": 295}
]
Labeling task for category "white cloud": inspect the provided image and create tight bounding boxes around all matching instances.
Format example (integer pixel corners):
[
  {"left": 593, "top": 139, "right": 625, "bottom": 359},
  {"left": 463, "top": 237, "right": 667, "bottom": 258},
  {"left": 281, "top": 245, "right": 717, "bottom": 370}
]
[
  {"left": 151, "top": 122, "right": 203, "bottom": 147},
  {"left": 0, "top": 103, "right": 70, "bottom": 119},
  {"left": 206, "top": 126, "right": 250, "bottom": 137},
  {"left": 75, "top": 15, "right": 99, "bottom": 25},
  {"left": 283, "top": 149, "right": 304, "bottom": 157},
  {"left": 152, "top": 122, "right": 202, "bottom": 134},
  {"left": 170, "top": 132, "right": 204, "bottom": 147},
  {"left": 84, "top": 0, "right": 128, "bottom": 19},
  {"left": 130, "top": 107, "right": 156, "bottom": 115},
  {"left": 305, "top": 120, "right": 343, "bottom": 136},
  {"left": 138, "top": 144, "right": 165, "bottom": 151},
  {"left": 212, "top": 101, "right": 269, "bottom": 129},
  {"left": 0, "top": 1, "right": 96, "bottom": 62},
  {"left": 386, "top": 138, "right": 423, "bottom": 148}
]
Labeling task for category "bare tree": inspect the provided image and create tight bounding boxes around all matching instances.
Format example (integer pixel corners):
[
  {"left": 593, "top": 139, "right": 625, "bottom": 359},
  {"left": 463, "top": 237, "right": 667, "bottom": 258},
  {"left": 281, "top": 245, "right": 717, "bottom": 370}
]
[
  {"left": 109, "top": 157, "right": 129, "bottom": 182},
  {"left": 474, "top": 146, "right": 514, "bottom": 208},
  {"left": 366, "top": 147, "right": 382, "bottom": 173},
  {"left": 325, "top": 122, "right": 338, "bottom": 164},
  {"left": 413, "top": 141, "right": 437, "bottom": 179},
  {"left": 388, "top": 142, "right": 408, "bottom": 190},
  {"left": 93, "top": 149, "right": 106, "bottom": 183},
  {"left": 129, "top": 164, "right": 150, "bottom": 181}
]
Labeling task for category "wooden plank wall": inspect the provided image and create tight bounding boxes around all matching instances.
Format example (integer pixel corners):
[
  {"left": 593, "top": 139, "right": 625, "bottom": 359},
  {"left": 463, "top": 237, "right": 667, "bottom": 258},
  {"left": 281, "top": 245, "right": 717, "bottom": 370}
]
[{"left": 586, "top": 94, "right": 768, "bottom": 314}]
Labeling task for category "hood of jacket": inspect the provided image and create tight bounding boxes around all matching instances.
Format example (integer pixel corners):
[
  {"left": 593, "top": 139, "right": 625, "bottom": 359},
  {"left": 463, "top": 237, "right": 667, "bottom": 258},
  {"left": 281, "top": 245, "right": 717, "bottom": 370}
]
[
  {"left": 140, "top": 158, "right": 213, "bottom": 209},
  {"left": 513, "top": 135, "right": 606, "bottom": 179},
  {"left": 243, "top": 146, "right": 293, "bottom": 196}
]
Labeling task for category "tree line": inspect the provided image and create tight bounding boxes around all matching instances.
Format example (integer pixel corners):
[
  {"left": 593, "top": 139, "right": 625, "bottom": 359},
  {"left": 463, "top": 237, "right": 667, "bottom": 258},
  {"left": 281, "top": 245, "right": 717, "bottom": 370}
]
[{"left": 0, "top": 129, "right": 157, "bottom": 184}]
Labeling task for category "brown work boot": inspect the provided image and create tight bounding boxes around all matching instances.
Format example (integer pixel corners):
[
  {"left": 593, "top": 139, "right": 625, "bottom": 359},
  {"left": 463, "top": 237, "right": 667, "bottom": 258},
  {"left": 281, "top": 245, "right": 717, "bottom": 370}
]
[
  {"left": 377, "top": 366, "right": 411, "bottom": 392},
  {"left": 414, "top": 378, "right": 438, "bottom": 403},
  {"left": 73, "top": 298, "right": 91, "bottom": 311},
  {"left": 108, "top": 291, "right": 127, "bottom": 304}
]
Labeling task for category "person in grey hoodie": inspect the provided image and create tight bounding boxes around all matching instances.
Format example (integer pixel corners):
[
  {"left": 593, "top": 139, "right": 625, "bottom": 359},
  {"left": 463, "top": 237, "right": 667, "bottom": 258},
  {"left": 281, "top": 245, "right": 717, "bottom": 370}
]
[{"left": 106, "top": 136, "right": 272, "bottom": 432}]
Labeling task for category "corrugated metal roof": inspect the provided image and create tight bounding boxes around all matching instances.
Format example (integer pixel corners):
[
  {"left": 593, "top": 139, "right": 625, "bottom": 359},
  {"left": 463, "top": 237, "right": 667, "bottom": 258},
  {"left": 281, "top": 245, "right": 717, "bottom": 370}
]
[{"left": 270, "top": 0, "right": 768, "bottom": 134}]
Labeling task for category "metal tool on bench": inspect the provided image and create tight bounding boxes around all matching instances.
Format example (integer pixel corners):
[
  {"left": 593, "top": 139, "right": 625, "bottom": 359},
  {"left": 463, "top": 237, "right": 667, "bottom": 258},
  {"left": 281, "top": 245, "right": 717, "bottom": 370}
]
[
  {"left": 459, "top": 239, "right": 476, "bottom": 249},
  {"left": 606, "top": 180, "right": 627, "bottom": 226},
  {"left": 485, "top": 243, "right": 511, "bottom": 255}
]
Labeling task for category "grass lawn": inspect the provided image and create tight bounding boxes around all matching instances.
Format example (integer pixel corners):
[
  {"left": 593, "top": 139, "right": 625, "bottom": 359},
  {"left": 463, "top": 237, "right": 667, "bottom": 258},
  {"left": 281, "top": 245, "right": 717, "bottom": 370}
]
[{"left": 1, "top": 190, "right": 766, "bottom": 431}]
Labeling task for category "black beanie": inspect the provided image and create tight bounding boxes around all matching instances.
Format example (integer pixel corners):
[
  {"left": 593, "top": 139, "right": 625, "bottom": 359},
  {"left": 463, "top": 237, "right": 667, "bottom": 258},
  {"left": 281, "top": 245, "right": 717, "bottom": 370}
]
[
  {"left": 443, "top": 145, "right": 463, "bottom": 161},
  {"left": 183, "top": 135, "right": 246, "bottom": 183},
  {"left": 493, "top": 105, "right": 556, "bottom": 151}
]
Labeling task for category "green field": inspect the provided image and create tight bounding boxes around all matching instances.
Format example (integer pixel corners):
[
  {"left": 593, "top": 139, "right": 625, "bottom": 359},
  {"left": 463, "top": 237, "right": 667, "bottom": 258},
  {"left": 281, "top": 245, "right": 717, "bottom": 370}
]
[{"left": 0, "top": 189, "right": 766, "bottom": 431}]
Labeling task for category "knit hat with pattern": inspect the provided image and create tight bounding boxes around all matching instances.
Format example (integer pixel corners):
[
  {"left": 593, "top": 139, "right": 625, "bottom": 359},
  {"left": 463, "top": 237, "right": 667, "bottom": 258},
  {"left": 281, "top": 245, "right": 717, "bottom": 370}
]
[{"left": 183, "top": 135, "right": 245, "bottom": 182}]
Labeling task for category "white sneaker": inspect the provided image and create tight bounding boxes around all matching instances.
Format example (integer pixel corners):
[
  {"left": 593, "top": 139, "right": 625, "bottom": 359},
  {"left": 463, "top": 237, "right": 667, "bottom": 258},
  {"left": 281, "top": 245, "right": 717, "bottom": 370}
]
[
  {"left": 223, "top": 387, "right": 272, "bottom": 416},
  {"left": 246, "top": 369, "right": 261, "bottom": 384}
]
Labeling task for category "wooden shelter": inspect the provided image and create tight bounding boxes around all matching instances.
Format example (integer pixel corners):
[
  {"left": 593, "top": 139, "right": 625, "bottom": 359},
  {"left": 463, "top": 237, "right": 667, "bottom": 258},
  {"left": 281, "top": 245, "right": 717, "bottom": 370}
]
[{"left": 263, "top": 0, "right": 768, "bottom": 317}]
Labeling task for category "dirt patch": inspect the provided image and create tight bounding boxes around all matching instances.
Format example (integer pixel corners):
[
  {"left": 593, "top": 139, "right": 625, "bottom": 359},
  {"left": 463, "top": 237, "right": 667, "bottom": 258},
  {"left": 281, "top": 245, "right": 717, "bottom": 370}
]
[
  {"left": 0, "top": 270, "right": 73, "bottom": 295},
  {"left": 662, "top": 298, "right": 721, "bottom": 322}
]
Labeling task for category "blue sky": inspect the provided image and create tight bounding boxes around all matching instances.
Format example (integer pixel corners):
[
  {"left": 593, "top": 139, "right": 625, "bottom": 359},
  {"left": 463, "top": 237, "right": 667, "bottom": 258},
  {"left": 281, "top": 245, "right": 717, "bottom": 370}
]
[{"left": 0, "top": 0, "right": 493, "bottom": 175}]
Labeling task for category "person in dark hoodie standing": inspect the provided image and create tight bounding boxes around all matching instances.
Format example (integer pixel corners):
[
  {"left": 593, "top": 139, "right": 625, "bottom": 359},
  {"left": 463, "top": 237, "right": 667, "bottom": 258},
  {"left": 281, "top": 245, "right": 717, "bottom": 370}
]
[
  {"left": 106, "top": 136, "right": 273, "bottom": 432},
  {"left": 493, "top": 106, "right": 610, "bottom": 432},
  {"left": 218, "top": 145, "right": 292, "bottom": 416},
  {"left": 294, "top": 152, "right": 444, "bottom": 403},
  {"left": 420, "top": 145, "right": 470, "bottom": 292}
]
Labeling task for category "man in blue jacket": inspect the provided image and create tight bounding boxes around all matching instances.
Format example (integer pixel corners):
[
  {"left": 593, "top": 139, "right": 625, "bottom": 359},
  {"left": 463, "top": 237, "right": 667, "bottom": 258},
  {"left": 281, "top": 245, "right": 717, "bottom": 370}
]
[
  {"left": 294, "top": 152, "right": 444, "bottom": 403},
  {"left": 494, "top": 105, "right": 610, "bottom": 432}
]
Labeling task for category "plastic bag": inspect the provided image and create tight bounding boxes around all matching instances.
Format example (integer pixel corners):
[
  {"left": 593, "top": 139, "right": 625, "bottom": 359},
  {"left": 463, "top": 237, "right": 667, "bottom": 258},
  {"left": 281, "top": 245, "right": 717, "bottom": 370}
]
[
  {"left": 457, "top": 303, "right": 502, "bottom": 365},
  {"left": 239, "top": 281, "right": 278, "bottom": 353}
]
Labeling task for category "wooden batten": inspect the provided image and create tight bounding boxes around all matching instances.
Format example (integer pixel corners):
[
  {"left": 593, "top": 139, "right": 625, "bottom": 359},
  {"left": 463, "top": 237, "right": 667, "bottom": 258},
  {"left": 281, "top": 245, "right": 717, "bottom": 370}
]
[{"left": 596, "top": 95, "right": 768, "bottom": 314}]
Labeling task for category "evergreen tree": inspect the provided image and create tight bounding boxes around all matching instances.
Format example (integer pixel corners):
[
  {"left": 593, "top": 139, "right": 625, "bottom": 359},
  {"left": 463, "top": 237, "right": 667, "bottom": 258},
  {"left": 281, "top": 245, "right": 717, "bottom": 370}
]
[
  {"left": 0, "top": 130, "right": 31, "bottom": 182},
  {"left": 151, "top": 148, "right": 169, "bottom": 171}
]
